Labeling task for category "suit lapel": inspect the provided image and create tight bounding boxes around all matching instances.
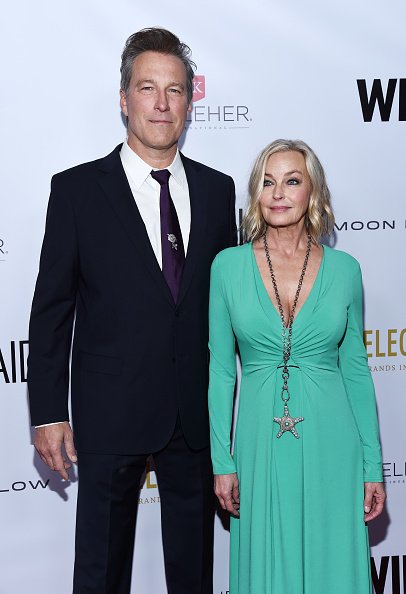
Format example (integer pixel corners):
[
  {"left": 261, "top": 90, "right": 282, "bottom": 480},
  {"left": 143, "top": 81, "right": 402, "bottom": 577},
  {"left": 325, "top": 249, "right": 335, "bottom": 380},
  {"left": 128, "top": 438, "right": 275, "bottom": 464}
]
[
  {"left": 178, "top": 154, "right": 208, "bottom": 305},
  {"left": 96, "top": 145, "right": 174, "bottom": 304}
]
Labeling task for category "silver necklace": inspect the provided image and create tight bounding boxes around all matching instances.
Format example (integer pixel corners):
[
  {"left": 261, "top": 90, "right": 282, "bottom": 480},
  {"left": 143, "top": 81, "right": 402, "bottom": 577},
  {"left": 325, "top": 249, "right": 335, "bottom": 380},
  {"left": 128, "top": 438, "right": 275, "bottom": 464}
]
[{"left": 263, "top": 231, "right": 311, "bottom": 438}]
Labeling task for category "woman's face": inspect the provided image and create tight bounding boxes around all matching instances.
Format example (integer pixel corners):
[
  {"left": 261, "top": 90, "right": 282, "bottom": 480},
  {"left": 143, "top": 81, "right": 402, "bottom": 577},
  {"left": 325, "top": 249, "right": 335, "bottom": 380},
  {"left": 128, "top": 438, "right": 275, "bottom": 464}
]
[{"left": 259, "top": 150, "right": 312, "bottom": 230}]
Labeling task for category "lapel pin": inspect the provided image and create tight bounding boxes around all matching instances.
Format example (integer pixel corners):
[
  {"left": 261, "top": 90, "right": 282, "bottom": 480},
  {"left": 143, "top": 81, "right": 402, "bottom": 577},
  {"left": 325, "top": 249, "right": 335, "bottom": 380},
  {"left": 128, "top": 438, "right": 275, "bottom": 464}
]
[{"left": 167, "top": 234, "right": 178, "bottom": 251}]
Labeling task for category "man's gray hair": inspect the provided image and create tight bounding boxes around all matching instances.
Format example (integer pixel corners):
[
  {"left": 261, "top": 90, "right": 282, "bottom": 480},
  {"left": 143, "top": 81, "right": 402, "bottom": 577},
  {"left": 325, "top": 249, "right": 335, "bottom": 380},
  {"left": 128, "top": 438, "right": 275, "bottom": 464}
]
[{"left": 120, "top": 27, "right": 196, "bottom": 104}]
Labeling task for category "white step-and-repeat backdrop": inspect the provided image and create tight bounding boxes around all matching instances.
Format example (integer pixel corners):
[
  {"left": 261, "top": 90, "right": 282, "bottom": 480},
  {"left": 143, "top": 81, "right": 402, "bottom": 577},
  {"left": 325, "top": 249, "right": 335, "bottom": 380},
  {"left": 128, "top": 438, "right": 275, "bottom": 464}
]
[{"left": 0, "top": 1, "right": 404, "bottom": 593}]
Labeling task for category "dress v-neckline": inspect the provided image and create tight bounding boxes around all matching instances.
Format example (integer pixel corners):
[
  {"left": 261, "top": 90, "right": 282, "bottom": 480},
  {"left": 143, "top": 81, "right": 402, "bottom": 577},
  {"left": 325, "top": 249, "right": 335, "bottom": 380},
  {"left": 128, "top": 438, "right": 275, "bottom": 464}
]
[{"left": 250, "top": 241, "right": 325, "bottom": 327}]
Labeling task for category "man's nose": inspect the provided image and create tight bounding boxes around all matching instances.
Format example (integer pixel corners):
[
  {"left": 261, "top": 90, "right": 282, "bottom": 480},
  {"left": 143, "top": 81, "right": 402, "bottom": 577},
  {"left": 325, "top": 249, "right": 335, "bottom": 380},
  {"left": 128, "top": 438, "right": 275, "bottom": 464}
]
[{"left": 154, "top": 90, "right": 170, "bottom": 111}]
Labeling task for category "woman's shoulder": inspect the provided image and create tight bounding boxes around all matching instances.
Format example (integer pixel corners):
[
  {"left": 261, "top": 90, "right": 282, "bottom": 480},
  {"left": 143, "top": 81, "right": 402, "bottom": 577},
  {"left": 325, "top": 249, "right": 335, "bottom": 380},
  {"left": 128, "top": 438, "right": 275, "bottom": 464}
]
[
  {"left": 212, "top": 242, "right": 251, "bottom": 269},
  {"left": 323, "top": 244, "right": 361, "bottom": 275}
]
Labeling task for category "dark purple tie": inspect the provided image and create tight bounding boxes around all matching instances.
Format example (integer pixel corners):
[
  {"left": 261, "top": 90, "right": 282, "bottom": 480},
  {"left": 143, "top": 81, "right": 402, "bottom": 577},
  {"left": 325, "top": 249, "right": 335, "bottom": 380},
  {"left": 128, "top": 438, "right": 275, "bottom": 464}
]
[{"left": 151, "top": 169, "right": 185, "bottom": 302}]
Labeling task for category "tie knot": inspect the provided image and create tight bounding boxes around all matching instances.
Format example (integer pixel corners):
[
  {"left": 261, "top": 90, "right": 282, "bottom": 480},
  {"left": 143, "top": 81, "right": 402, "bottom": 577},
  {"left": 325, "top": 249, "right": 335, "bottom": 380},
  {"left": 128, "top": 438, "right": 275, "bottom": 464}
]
[{"left": 151, "top": 169, "right": 170, "bottom": 186}]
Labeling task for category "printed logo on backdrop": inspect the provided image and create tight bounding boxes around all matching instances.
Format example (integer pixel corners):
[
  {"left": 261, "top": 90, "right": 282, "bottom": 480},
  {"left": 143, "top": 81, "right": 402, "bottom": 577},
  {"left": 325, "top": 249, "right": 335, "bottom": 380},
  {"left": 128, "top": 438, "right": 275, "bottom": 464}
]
[
  {"left": 186, "top": 75, "right": 253, "bottom": 131},
  {"left": 193, "top": 75, "right": 206, "bottom": 102},
  {"left": 371, "top": 555, "right": 406, "bottom": 594},
  {"left": 363, "top": 328, "right": 406, "bottom": 374},
  {"left": 383, "top": 462, "right": 406, "bottom": 486},
  {"left": 139, "top": 459, "right": 160, "bottom": 505},
  {"left": 0, "top": 237, "right": 8, "bottom": 261},
  {"left": 238, "top": 212, "right": 406, "bottom": 244},
  {"left": 237, "top": 208, "right": 245, "bottom": 245},
  {"left": 0, "top": 478, "right": 49, "bottom": 494},
  {"left": 0, "top": 341, "right": 28, "bottom": 383},
  {"left": 334, "top": 219, "right": 406, "bottom": 232},
  {"left": 357, "top": 78, "right": 406, "bottom": 122}
]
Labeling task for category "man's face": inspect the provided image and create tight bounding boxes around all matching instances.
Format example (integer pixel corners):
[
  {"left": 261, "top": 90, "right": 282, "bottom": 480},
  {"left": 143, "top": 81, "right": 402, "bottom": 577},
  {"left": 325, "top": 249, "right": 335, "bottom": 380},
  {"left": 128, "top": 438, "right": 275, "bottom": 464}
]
[{"left": 120, "top": 51, "right": 192, "bottom": 163}]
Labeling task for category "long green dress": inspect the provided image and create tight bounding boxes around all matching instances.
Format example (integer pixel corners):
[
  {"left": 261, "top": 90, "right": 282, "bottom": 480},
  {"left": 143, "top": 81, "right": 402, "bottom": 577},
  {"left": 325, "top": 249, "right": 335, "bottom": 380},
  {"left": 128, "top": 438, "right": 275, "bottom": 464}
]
[{"left": 208, "top": 242, "right": 383, "bottom": 594}]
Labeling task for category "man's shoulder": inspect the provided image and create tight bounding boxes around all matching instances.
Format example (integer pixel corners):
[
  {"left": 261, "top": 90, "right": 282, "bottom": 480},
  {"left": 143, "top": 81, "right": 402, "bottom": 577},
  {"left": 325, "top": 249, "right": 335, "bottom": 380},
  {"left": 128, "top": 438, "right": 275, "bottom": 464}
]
[
  {"left": 180, "top": 153, "right": 234, "bottom": 184},
  {"left": 52, "top": 145, "right": 122, "bottom": 184}
]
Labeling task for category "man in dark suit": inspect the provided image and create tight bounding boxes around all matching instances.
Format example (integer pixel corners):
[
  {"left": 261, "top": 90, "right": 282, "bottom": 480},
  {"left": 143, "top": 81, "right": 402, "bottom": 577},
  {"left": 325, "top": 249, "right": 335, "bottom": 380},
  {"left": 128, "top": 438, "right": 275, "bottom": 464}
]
[{"left": 28, "top": 28, "right": 236, "bottom": 594}]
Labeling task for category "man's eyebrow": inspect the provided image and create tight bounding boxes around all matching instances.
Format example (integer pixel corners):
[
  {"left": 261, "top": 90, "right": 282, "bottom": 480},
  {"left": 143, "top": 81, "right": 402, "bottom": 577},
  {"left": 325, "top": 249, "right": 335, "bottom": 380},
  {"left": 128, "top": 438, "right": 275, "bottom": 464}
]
[
  {"left": 135, "top": 78, "right": 156, "bottom": 85},
  {"left": 167, "top": 81, "right": 185, "bottom": 88},
  {"left": 135, "top": 79, "right": 185, "bottom": 88}
]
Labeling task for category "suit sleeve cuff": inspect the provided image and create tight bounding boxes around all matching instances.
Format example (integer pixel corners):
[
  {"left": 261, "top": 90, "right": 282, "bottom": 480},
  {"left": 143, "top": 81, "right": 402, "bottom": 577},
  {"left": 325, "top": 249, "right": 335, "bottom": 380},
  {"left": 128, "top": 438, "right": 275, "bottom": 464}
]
[{"left": 35, "top": 421, "right": 65, "bottom": 428}]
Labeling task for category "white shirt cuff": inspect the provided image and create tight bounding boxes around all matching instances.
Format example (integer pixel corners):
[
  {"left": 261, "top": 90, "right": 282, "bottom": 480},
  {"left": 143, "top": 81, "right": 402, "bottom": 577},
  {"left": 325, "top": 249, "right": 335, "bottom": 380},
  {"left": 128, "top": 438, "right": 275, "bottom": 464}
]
[{"left": 35, "top": 421, "right": 65, "bottom": 428}]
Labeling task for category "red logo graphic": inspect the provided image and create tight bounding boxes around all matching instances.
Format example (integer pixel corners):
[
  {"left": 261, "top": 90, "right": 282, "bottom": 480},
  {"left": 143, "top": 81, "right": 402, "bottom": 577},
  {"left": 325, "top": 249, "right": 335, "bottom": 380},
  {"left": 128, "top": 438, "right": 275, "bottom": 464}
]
[{"left": 192, "top": 75, "right": 205, "bottom": 102}]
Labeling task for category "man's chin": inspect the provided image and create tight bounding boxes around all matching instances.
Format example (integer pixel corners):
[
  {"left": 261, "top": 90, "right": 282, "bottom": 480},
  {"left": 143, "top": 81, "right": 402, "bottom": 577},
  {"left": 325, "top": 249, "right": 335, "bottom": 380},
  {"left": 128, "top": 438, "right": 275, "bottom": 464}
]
[
  {"left": 148, "top": 138, "right": 180, "bottom": 152},
  {"left": 127, "top": 132, "right": 181, "bottom": 156},
  {"left": 147, "top": 126, "right": 185, "bottom": 147}
]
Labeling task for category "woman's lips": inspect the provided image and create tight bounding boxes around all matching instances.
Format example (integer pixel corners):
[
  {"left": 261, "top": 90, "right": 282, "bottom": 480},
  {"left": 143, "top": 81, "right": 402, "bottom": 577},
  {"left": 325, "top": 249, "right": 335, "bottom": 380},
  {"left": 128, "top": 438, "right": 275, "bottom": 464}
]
[{"left": 270, "top": 206, "right": 291, "bottom": 212}]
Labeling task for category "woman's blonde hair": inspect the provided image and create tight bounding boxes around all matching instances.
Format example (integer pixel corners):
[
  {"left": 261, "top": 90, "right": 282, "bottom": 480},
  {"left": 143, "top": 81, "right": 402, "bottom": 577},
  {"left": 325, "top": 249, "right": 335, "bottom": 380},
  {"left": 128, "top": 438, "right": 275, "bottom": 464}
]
[{"left": 242, "top": 139, "right": 335, "bottom": 243}]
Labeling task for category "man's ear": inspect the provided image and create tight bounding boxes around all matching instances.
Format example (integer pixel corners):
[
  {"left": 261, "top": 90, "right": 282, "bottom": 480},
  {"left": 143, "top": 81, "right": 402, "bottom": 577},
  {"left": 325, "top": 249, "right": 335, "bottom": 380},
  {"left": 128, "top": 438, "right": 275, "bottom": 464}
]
[{"left": 120, "top": 89, "right": 128, "bottom": 117}]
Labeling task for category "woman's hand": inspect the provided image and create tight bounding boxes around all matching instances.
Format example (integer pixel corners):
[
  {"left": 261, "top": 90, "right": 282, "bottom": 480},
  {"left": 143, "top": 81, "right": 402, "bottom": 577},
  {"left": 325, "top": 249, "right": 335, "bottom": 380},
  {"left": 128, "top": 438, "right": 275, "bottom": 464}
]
[
  {"left": 364, "top": 482, "right": 386, "bottom": 522},
  {"left": 214, "top": 473, "right": 240, "bottom": 516}
]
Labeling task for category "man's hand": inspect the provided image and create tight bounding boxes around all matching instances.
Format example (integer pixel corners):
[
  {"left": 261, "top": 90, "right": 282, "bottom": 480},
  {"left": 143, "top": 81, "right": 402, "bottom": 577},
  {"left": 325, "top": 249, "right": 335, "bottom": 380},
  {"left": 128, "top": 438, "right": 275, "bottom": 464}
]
[
  {"left": 364, "top": 482, "right": 386, "bottom": 522},
  {"left": 34, "top": 422, "right": 77, "bottom": 481},
  {"left": 214, "top": 473, "right": 240, "bottom": 517}
]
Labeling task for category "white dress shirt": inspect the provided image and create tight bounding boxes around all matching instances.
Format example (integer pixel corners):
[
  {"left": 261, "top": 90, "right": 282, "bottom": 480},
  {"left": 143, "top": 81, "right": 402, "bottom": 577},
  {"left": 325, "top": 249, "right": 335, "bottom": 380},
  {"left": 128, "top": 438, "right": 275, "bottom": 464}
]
[
  {"left": 36, "top": 140, "right": 191, "bottom": 428},
  {"left": 120, "top": 140, "right": 191, "bottom": 266}
]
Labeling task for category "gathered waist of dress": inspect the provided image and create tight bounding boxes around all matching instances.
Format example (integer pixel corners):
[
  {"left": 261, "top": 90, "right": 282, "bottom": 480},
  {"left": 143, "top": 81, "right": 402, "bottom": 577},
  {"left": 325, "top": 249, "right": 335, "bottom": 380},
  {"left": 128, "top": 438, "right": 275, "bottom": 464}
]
[{"left": 241, "top": 357, "right": 340, "bottom": 376}]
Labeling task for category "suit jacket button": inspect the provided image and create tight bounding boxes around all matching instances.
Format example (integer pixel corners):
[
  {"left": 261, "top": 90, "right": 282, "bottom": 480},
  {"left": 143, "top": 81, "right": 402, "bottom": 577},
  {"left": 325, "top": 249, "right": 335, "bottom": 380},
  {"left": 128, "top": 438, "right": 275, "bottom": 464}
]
[{"left": 175, "top": 310, "right": 180, "bottom": 318}]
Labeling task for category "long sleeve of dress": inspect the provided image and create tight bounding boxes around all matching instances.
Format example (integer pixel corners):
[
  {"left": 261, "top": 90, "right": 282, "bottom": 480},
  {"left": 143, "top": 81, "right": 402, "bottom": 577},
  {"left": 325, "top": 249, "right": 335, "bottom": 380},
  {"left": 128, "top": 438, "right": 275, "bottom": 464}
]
[
  {"left": 338, "top": 263, "right": 383, "bottom": 482},
  {"left": 208, "top": 255, "right": 237, "bottom": 475}
]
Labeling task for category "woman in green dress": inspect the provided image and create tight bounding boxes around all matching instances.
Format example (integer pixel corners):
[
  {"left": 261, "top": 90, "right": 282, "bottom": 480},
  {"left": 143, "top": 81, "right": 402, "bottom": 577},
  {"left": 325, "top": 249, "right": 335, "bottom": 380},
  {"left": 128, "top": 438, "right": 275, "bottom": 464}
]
[{"left": 208, "top": 139, "right": 386, "bottom": 594}]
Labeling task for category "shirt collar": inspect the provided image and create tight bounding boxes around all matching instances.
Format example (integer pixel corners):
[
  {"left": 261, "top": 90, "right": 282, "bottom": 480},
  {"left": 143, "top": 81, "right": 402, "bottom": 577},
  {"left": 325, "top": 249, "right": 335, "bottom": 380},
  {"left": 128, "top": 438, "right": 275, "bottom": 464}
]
[
  {"left": 120, "top": 140, "right": 186, "bottom": 190},
  {"left": 166, "top": 150, "right": 186, "bottom": 188}
]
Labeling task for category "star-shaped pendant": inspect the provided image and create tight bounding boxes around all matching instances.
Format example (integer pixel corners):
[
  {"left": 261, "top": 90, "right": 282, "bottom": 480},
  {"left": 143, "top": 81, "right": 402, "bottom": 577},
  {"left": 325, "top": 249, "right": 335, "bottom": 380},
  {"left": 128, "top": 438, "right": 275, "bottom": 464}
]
[{"left": 274, "top": 404, "right": 304, "bottom": 439}]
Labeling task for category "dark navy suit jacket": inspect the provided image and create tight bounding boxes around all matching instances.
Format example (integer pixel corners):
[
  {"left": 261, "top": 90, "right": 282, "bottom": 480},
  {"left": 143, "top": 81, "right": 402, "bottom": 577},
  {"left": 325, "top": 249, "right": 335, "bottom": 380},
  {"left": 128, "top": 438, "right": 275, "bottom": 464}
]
[{"left": 28, "top": 144, "right": 236, "bottom": 454}]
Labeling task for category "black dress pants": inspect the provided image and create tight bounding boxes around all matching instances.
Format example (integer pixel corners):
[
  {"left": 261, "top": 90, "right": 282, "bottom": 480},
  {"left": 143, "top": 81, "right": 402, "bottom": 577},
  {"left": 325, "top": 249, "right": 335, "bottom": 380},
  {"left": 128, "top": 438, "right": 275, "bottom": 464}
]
[{"left": 72, "top": 419, "right": 214, "bottom": 594}]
